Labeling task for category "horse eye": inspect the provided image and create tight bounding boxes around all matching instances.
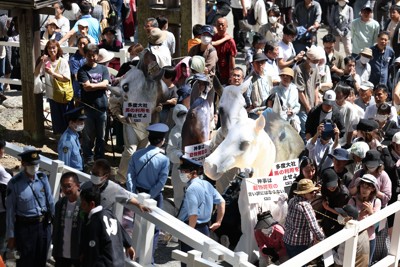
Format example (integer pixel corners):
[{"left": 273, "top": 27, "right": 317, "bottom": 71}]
[
  {"left": 122, "top": 83, "right": 129, "bottom": 92},
  {"left": 239, "top": 141, "right": 250, "bottom": 151}
]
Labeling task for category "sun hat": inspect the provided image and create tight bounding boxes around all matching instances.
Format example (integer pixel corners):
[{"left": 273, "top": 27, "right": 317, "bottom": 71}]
[
  {"left": 360, "top": 47, "right": 373, "bottom": 58},
  {"left": 353, "top": 119, "right": 379, "bottom": 132},
  {"left": 294, "top": 179, "right": 319, "bottom": 195},
  {"left": 357, "top": 174, "right": 379, "bottom": 191},
  {"left": 359, "top": 81, "right": 374, "bottom": 91},
  {"left": 148, "top": 28, "right": 167, "bottom": 45},
  {"left": 348, "top": 141, "right": 370, "bottom": 159},
  {"left": 97, "top": 48, "right": 115, "bottom": 63},
  {"left": 46, "top": 18, "right": 60, "bottom": 29},
  {"left": 306, "top": 45, "right": 322, "bottom": 61},
  {"left": 279, "top": 68, "right": 294, "bottom": 78},
  {"left": 328, "top": 148, "right": 352, "bottom": 161},
  {"left": 362, "top": 150, "right": 383, "bottom": 169}
]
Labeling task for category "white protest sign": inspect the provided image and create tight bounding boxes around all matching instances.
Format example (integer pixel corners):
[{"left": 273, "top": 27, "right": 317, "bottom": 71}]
[
  {"left": 184, "top": 141, "right": 211, "bottom": 163},
  {"left": 123, "top": 102, "right": 151, "bottom": 123},
  {"left": 245, "top": 177, "right": 286, "bottom": 203},
  {"left": 245, "top": 158, "right": 300, "bottom": 204},
  {"left": 269, "top": 158, "right": 300, "bottom": 188}
]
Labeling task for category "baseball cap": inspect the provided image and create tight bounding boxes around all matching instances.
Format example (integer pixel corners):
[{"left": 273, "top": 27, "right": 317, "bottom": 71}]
[
  {"left": 323, "top": 90, "right": 336, "bottom": 106},
  {"left": 393, "top": 132, "right": 400, "bottom": 144}
]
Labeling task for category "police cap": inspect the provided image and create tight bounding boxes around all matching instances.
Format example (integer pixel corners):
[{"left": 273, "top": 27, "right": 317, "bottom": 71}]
[
  {"left": 64, "top": 107, "right": 87, "bottom": 122},
  {"left": 146, "top": 123, "right": 169, "bottom": 138},
  {"left": 179, "top": 157, "right": 203, "bottom": 171},
  {"left": 18, "top": 148, "right": 42, "bottom": 165}
]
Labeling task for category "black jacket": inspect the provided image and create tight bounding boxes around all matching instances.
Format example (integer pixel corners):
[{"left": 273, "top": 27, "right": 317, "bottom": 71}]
[{"left": 305, "top": 104, "right": 345, "bottom": 138}]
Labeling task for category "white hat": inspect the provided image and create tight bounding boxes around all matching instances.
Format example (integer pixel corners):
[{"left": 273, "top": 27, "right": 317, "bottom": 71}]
[
  {"left": 46, "top": 18, "right": 60, "bottom": 29},
  {"left": 359, "top": 81, "right": 374, "bottom": 91},
  {"left": 78, "top": 20, "right": 89, "bottom": 27},
  {"left": 97, "top": 49, "right": 115, "bottom": 64},
  {"left": 306, "top": 45, "right": 322, "bottom": 61},
  {"left": 395, "top": 57, "right": 400, "bottom": 64},
  {"left": 392, "top": 132, "right": 400, "bottom": 144},
  {"left": 323, "top": 90, "right": 336, "bottom": 105},
  {"left": 348, "top": 141, "right": 370, "bottom": 159}
]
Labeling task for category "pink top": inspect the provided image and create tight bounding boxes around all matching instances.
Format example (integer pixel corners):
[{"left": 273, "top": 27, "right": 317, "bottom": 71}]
[{"left": 348, "top": 196, "right": 381, "bottom": 240}]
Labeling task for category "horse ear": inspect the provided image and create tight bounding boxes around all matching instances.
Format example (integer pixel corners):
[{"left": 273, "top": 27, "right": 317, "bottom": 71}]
[
  {"left": 255, "top": 114, "right": 266, "bottom": 133},
  {"left": 241, "top": 76, "right": 252, "bottom": 94},
  {"left": 213, "top": 76, "right": 224, "bottom": 97},
  {"left": 272, "top": 94, "right": 282, "bottom": 113}
]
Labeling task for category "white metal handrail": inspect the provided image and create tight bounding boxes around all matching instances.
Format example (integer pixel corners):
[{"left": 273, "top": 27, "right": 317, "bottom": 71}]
[{"left": 4, "top": 142, "right": 254, "bottom": 267}]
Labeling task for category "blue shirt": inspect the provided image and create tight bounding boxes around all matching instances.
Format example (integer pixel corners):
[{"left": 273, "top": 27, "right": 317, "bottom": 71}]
[
  {"left": 178, "top": 177, "right": 224, "bottom": 224},
  {"left": 126, "top": 146, "right": 169, "bottom": 199},
  {"left": 369, "top": 45, "right": 395, "bottom": 86},
  {"left": 6, "top": 171, "right": 55, "bottom": 238},
  {"left": 73, "top": 15, "right": 101, "bottom": 43},
  {"left": 58, "top": 127, "right": 83, "bottom": 171},
  {"left": 69, "top": 51, "right": 86, "bottom": 98}
]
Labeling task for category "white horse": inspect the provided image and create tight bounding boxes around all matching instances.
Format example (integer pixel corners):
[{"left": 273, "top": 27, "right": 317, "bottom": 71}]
[{"left": 204, "top": 115, "right": 282, "bottom": 262}]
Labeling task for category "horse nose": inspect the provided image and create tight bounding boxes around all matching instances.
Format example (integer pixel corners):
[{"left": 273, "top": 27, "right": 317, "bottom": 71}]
[{"left": 204, "top": 160, "right": 219, "bottom": 181}]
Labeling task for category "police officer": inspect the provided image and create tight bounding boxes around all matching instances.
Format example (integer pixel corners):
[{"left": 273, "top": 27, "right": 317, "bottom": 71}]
[
  {"left": 126, "top": 123, "right": 170, "bottom": 260},
  {"left": 178, "top": 157, "right": 225, "bottom": 264},
  {"left": 58, "top": 107, "right": 87, "bottom": 171},
  {"left": 6, "top": 148, "right": 55, "bottom": 267},
  {"left": 126, "top": 123, "right": 170, "bottom": 205}
]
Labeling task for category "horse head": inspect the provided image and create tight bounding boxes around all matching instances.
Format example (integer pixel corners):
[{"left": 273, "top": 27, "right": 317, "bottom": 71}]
[
  {"left": 263, "top": 96, "right": 304, "bottom": 162},
  {"left": 204, "top": 115, "right": 276, "bottom": 180},
  {"left": 218, "top": 77, "right": 251, "bottom": 138}
]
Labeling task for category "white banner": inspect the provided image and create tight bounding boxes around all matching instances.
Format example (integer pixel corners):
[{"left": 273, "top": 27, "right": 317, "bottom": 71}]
[
  {"left": 184, "top": 141, "right": 211, "bottom": 163},
  {"left": 245, "top": 158, "right": 300, "bottom": 204},
  {"left": 123, "top": 102, "right": 151, "bottom": 123}
]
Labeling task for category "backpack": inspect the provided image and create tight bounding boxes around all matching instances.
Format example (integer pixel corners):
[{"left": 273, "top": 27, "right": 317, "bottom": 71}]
[{"left": 99, "top": 0, "right": 119, "bottom": 26}]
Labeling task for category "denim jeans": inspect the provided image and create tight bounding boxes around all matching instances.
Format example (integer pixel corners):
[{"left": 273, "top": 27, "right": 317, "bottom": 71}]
[
  {"left": 284, "top": 243, "right": 310, "bottom": 267},
  {"left": 369, "top": 238, "right": 376, "bottom": 266},
  {"left": 82, "top": 108, "right": 107, "bottom": 162}
]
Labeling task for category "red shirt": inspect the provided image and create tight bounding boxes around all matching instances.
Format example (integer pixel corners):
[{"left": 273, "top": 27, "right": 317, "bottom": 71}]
[{"left": 212, "top": 35, "right": 237, "bottom": 84}]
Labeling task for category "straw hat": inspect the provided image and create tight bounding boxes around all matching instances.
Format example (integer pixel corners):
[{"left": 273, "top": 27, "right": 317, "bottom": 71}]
[{"left": 294, "top": 179, "right": 319, "bottom": 195}]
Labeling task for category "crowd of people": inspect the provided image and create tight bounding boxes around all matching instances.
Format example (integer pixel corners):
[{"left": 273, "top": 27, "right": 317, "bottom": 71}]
[{"left": 1, "top": 0, "right": 400, "bottom": 266}]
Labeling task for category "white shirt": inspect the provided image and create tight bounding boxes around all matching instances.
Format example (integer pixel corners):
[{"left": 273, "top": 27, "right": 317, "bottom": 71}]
[
  {"left": 62, "top": 200, "right": 77, "bottom": 258},
  {"left": 278, "top": 40, "right": 295, "bottom": 62},
  {"left": 63, "top": 3, "right": 81, "bottom": 21}
]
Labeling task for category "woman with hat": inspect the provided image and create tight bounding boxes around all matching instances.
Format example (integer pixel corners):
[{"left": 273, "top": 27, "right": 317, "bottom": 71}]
[
  {"left": 283, "top": 179, "right": 325, "bottom": 261},
  {"left": 254, "top": 211, "right": 287, "bottom": 264},
  {"left": 288, "top": 157, "right": 318, "bottom": 200},
  {"left": 147, "top": 28, "right": 171, "bottom": 67},
  {"left": 320, "top": 168, "right": 350, "bottom": 237},
  {"left": 348, "top": 174, "right": 381, "bottom": 265},
  {"left": 271, "top": 67, "right": 301, "bottom": 132},
  {"left": 353, "top": 118, "right": 382, "bottom": 149},
  {"left": 347, "top": 141, "right": 370, "bottom": 175},
  {"left": 98, "top": 27, "right": 123, "bottom": 70},
  {"left": 349, "top": 150, "right": 392, "bottom": 208}
]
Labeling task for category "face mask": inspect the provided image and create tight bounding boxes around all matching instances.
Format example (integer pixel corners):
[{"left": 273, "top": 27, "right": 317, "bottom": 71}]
[
  {"left": 367, "top": 166, "right": 378, "bottom": 173},
  {"left": 201, "top": 35, "right": 212, "bottom": 45},
  {"left": 268, "top": 16, "right": 278, "bottom": 24},
  {"left": 74, "top": 124, "right": 85, "bottom": 132},
  {"left": 360, "top": 56, "right": 370, "bottom": 65},
  {"left": 338, "top": 1, "right": 346, "bottom": 7},
  {"left": 91, "top": 174, "right": 104, "bottom": 185},
  {"left": 179, "top": 172, "right": 190, "bottom": 183},
  {"left": 310, "top": 63, "right": 318, "bottom": 69},
  {"left": 26, "top": 164, "right": 39, "bottom": 176},
  {"left": 375, "top": 114, "right": 387, "bottom": 123}
]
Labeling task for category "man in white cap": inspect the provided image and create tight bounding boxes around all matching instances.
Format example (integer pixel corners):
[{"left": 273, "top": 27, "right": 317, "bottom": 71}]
[
  {"left": 355, "top": 48, "right": 372, "bottom": 84},
  {"left": 355, "top": 81, "right": 375, "bottom": 111},
  {"left": 294, "top": 45, "right": 323, "bottom": 141}
]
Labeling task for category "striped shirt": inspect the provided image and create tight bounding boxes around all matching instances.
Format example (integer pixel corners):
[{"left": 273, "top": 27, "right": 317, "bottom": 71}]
[{"left": 283, "top": 195, "right": 325, "bottom": 246}]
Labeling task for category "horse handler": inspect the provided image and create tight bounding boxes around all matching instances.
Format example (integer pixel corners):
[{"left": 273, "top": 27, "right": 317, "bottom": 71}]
[{"left": 177, "top": 157, "right": 225, "bottom": 267}]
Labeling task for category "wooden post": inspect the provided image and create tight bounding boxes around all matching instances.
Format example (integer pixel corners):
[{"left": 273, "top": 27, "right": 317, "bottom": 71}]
[{"left": 17, "top": 8, "right": 45, "bottom": 141}]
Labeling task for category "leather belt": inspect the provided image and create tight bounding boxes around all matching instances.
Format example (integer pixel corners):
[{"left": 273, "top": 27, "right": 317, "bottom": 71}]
[{"left": 16, "top": 215, "right": 45, "bottom": 224}]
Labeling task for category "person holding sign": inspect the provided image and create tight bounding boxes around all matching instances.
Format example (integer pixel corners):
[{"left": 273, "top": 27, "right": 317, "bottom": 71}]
[
  {"left": 178, "top": 157, "right": 225, "bottom": 267},
  {"left": 283, "top": 179, "right": 325, "bottom": 263}
]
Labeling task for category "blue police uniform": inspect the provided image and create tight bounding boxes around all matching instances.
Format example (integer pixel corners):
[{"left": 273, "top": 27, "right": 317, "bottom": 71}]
[
  {"left": 126, "top": 123, "right": 169, "bottom": 262},
  {"left": 6, "top": 162, "right": 55, "bottom": 267},
  {"left": 58, "top": 128, "right": 83, "bottom": 171},
  {"left": 178, "top": 176, "right": 224, "bottom": 231}
]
